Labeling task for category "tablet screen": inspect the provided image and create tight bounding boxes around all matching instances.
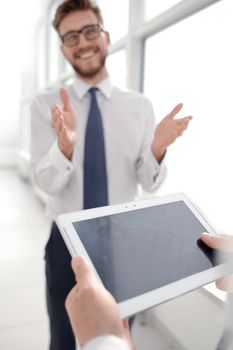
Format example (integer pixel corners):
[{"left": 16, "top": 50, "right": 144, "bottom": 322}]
[{"left": 73, "top": 200, "right": 217, "bottom": 303}]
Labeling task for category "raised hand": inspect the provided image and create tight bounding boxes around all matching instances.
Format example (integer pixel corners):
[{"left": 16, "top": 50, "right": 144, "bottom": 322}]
[
  {"left": 51, "top": 88, "right": 77, "bottom": 160},
  {"left": 151, "top": 103, "right": 192, "bottom": 162}
]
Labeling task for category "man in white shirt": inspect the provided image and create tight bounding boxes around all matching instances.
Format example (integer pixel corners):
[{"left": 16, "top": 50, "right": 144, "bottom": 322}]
[{"left": 30, "top": 0, "right": 192, "bottom": 349}]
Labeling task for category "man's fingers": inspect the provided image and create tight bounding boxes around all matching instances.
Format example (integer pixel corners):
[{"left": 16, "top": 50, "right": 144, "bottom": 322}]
[
  {"left": 71, "top": 256, "right": 97, "bottom": 287},
  {"left": 52, "top": 115, "right": 64, "bottom": 136},
  {"left": 216, "top": 275, "right": 233, "bottom": 292},
  {"left": 177, "top": 118, "right": 192, "bottom": 133},
  {"left": 177, "top": 116, "right": 193, "bottom": 125},
  {"left": 60, "top": 88, "right": 71, "bottom": 112},
  {"left": 51, "top": 105, "right": 63, "bottom": 123},
  {"left": 200, "top": 233, "right": 223, "bottom": 249},
  {"left": 51, "top": 105, "right": 59, "bottom": 125},
  {"left": 167, "top": 103, "right": 183, "bottom": 119},
  {"left": 200, "top": 233, "right": 233, "bottom": 251},
  {"left": 122, "top": 319, "right": 129, "bottom": 329},
  {"left": 55, "top": 115, "right": 64, "bottom": 130},
  {"left": 52, "top": 104, "right": 62, "bottom": 115}
]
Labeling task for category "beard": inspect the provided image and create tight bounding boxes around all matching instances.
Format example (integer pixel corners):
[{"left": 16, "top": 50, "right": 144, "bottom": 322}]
[{"left": 71, "top": 48, "right": 107, "bottom": 79}]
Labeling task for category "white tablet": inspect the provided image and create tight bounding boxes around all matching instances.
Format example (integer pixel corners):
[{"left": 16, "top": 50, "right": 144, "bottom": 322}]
[{"left": 56, "top": 193, "right": 230, "bottom": 318}]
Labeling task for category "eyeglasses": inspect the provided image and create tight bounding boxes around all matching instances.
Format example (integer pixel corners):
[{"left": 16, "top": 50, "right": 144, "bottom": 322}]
[{"left": 61, "top": 24, "right": 104, "bottom": 47}]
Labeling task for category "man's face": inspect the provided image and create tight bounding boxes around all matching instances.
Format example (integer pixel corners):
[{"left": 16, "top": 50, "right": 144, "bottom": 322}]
[{"left": 59, "top": 10, "right": 110, "bottom": 79}]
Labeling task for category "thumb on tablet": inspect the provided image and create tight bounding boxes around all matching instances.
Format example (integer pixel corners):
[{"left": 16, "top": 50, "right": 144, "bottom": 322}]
[{"left": 71, "top": 256, "right": 97, "bottom": 287}]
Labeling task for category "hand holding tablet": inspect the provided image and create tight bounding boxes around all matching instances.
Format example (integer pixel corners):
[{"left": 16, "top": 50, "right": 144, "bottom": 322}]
[
  {"left": 200, "top": 233, "right": 233, "bottom": 292},
  {"left": 65, "top": 255, "right": 132, "bottom": 349},
  {"left": 57, "top": 193, "right": 231, "bottom": 317}
]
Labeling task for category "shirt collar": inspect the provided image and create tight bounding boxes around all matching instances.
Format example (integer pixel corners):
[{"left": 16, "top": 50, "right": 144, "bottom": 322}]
[{"left": 73, "top": 75, "right": 113, "bottom": 100}]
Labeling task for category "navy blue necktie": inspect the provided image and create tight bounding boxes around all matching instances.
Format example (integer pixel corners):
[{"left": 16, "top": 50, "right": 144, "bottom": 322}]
[{"left": 83, "top": 87, "right": 108, "bottom": 209}]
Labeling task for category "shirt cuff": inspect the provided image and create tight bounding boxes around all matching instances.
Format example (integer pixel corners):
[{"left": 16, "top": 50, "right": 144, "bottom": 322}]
[
  {"left": 82, "top": 335, "right": 129, "bottom": 350},
  {"left": 144, "top": 148, "right": 159, "bottom": 170},
  {"left": 143, "top": 148, "right": 166, "bottom": 184},
  {"left": 48, "top": 141, "right": 75, "bottom": 173}
]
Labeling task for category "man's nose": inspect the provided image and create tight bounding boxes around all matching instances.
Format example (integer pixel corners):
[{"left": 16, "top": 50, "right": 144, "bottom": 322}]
[{"left": 78, "top": 33, "right": 90, "bottom": 46}]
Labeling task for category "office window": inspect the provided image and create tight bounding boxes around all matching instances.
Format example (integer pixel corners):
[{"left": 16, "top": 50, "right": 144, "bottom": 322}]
[
  {"left": 48, "top": 27, "right": 60, "bottom": 83},
  {"left": 47, "top": 3, "right": 63, "bottom": 83},
  {"left": 97, "top": 0, "right": 129, "bottom": 42},
  {"left": 36, "top": 24, "right": 47, "bottom": 89},
  {"left": 106, "top": 50, "right": 127, "bottom": 89},
  {"left": 20, "top": 103, "right": 31, "bottom": 152},
  {"left": 144, "top": 0, "right": 180, "bottom": 20},
  {"left": 143, "top": 1, "right": 233, "bottom": 230}
]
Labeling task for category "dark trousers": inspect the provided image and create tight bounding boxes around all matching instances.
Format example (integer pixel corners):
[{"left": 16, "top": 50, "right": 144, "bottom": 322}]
[{"left": 45, "top": 223, "right": 76, "bottom": 350}]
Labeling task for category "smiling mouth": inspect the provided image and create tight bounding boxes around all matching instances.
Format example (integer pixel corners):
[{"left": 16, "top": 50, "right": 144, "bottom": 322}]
[{"left": 75, "top": 49, "right": 98, "bottom": 60}]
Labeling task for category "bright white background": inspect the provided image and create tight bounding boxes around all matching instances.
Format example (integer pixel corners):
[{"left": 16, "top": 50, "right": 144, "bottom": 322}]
[
  {"left": 144, "top": 1, "right": 233, "bottom": 233},
  {"left": 0, "top": 0, "right": 47, "bottom": 148}
]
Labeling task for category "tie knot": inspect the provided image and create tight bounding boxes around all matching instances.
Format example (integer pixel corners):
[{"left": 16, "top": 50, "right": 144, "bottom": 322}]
[{"left": 88, "top": 87, "right": 98, "bottom": 98}]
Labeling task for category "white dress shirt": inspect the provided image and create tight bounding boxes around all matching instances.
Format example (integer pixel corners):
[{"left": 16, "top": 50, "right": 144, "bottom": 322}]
[
  {"left": 31, "top": 76, "right": 166, "bottom": 220},
  {"left": 82, "top": 335, "right": 129, "bottom": 350}
]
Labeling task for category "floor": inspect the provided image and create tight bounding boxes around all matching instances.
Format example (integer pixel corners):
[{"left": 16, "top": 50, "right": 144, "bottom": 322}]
[
  {"left": 0, "top": 168, "right": 175, "bottom": 350},
  {"left": 0, "top": 168, "right": 50, "bottom": 350}
]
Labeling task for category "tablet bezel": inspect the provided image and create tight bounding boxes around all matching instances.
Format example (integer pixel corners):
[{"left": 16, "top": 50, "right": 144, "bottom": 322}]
[{"left": 56, "top": 193, "right": 228, "bottom": 317}]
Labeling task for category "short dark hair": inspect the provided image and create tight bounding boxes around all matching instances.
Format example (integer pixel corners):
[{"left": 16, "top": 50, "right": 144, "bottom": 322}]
[{"left": 53, "top": 0, "right": 104, "bottom": 32}]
